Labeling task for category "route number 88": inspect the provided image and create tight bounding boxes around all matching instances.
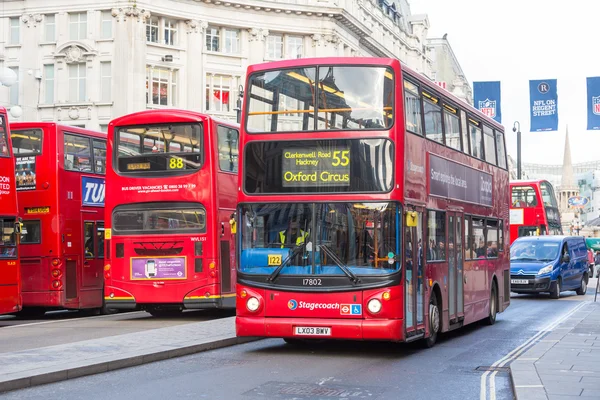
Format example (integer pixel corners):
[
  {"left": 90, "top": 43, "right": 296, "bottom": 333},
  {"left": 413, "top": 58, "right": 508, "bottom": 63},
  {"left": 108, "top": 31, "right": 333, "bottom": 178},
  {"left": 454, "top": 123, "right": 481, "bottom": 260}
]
[{"left": 169, "top": 158, "right": 184, "bottom": 169}]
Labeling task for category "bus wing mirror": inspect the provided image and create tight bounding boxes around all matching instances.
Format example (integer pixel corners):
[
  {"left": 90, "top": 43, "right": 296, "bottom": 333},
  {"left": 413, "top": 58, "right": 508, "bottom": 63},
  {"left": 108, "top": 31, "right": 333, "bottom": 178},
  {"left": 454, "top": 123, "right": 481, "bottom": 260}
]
[
  {"left": 230, "top": 218, "right": 237, "bottom": 235},
  {"left": 406, "top": 211, "right": 418, "bottom": 227},
  {"left": 15, "top": 222, "right": 22, "bottom": 234}
]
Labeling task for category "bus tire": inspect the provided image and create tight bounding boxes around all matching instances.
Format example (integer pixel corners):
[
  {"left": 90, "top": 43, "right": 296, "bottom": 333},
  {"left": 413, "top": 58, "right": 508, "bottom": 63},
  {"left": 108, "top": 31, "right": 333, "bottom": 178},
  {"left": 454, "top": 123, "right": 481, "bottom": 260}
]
[
  {"left": 550, "top": 277, "right": 561, "bottom": 299},
  {"left": 576, "top": 273, "right": 588, "bottom": 295},
  {"left": 424, "top": 293, "right": 440, "bottom": 348},
  {"left": 16, "top": 307, "right": 46, "bottom": 319},
  {"left": 483, "top": 282, "right": 498, "bottom": 326}
]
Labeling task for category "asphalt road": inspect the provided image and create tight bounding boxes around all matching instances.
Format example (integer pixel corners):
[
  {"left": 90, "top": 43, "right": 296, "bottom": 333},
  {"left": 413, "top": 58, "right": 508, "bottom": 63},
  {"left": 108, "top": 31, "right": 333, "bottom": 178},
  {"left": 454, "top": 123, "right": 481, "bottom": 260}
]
[
  {"left": 0, "top": 309, "right": 234, "bottom": 353},
  {"left": 2, "top": 284, "right": 596, "bottom": 400}
]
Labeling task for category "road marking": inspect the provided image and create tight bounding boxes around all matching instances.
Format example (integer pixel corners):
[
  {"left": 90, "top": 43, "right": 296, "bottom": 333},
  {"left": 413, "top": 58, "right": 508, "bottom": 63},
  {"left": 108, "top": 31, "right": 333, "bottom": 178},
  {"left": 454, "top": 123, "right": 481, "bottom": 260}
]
[
  {"left": 480, "top": 300, "right": 588, "bottom": 400},
  {"left": 515, "top": 385, "right": 544, "bottom": 388},
  {"left": 0, "top": 311, "right": 146, "bottom": 329}
]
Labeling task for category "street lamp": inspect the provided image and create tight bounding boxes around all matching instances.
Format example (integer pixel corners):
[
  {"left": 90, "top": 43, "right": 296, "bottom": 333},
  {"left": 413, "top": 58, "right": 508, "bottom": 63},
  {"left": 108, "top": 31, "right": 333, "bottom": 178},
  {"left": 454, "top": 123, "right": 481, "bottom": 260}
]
[
  {"left": 512, "top": 121, "right": 521, "bottom": 179},
  {"left": 235, "top": 84, "right": 244, "bottom": 124}
]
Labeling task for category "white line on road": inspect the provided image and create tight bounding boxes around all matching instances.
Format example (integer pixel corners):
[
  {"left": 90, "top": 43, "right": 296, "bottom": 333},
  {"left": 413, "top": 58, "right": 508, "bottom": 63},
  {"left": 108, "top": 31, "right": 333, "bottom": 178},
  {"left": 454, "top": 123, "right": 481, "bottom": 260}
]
[
  {"left": 480, "top": 300, "right": 588, "bottom": 400},
  {"left": 0, "top": 311, "right": 146, "bottom": 329}
]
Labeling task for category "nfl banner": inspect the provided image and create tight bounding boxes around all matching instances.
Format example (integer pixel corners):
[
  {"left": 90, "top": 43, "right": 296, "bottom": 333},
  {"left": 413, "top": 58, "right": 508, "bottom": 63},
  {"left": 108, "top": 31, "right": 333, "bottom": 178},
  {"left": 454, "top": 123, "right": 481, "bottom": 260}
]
[
  {"left": 587, "top": 77, "right": 600, "bottom": 130},
  {"left": 529, "top": 79, "right": 558, "bottom": 132},
  {"left": 473, "top": 81, "right": 501, "bottom": 123}
]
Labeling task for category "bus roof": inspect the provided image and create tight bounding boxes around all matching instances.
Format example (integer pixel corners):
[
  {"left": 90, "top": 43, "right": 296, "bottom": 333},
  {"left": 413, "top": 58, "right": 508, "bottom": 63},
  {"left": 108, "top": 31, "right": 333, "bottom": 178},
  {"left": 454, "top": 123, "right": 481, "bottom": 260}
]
[
  {"left": 244, "top": 56, "right": 504, "bottom": 131},
  {"left": 109, "top": 109, "right": 239, "bottom": 128},
  {"left": 10, "top": 122, "right": 107, "bottom": 139},
  {"left": 510, "top": 179, "right": 552, "bottom": 186}
]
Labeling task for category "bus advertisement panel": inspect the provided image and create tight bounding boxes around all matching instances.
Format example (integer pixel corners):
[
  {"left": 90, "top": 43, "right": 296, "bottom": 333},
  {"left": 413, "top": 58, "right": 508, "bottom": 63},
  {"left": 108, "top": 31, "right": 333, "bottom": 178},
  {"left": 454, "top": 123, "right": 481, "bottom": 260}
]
[
  {"left": 0, "top": 108, "right": 21, "bottom": 315},
  {"left": 103, "top": 110, "right": 239, "bottom": 316},
  {"left": 10, "top": 123, "right": 106, "bottom": 316},
  {"left": 510, "top": 180, "right": 562, "bottom": 244},
  {"left": 235, "top": 58, "right": 510, "bottom": 346}
]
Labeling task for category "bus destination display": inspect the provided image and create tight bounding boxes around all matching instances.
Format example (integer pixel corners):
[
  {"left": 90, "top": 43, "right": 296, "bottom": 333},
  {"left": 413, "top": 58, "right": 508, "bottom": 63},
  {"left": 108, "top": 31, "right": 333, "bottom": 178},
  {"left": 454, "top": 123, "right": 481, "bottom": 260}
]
[{"left": 282, "top": 147, "right": 350, "bottom": 187}]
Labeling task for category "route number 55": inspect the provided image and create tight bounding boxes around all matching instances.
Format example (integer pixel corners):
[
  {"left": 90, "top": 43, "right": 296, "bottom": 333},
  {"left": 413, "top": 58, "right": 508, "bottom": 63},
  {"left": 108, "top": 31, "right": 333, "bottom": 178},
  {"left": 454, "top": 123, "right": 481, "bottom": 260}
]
[{"left": 332, "top": 150, "right": 350, "bottom": 167}]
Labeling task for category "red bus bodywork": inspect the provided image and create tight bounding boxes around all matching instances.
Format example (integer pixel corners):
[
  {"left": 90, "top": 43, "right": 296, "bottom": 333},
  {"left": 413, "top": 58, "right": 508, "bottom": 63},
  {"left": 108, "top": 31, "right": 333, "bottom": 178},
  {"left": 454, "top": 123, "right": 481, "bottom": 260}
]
[
  {"left": 0, "top": 108, "right": 21, "bottom": 315},
  {"left": 509, "top": 179, "right": 562, "bottom": 245},
  {"left": 10, "top": 123, "right": 106, "bottom": 314},
  {"left": 103, "top": 110, "right": 238, "bottom": 315},
  {"left": 235, "top": 57, "right": 510, "bottom": 345}
]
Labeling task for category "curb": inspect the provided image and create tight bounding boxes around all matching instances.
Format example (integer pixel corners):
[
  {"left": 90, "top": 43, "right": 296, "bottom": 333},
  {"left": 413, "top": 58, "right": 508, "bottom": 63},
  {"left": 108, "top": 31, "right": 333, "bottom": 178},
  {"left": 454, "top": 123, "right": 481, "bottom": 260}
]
[
  {"left": 509, "top": 365, "right": 548, "bottom": 400},
  {"left": 0, "top": 336, "right": 260, "bottom": 394}
]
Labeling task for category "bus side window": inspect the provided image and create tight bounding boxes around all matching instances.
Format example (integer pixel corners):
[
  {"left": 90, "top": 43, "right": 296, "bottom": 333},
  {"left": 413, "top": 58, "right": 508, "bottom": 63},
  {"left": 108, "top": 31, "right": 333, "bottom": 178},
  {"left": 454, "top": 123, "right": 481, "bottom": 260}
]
[
  {"left": 96, "top": 222, "right": 105, "bottom": 258},
  {"left": 84, "top": 222, "right": 95, "bottom": 258}
]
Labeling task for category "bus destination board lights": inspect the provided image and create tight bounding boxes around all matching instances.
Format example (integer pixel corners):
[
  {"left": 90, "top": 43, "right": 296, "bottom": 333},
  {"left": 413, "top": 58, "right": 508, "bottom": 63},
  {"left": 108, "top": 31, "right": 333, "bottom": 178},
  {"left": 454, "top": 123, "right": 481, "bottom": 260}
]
[{"left": 282, "top": 146, "right": 350, "bottom": 187}]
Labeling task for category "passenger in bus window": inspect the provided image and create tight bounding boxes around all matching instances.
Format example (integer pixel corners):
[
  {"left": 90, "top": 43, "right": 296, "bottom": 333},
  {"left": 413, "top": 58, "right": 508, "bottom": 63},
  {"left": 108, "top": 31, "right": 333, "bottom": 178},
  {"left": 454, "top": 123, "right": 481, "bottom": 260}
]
[{"left": 487, "top": 242, "right": 498, "bottom": 258}]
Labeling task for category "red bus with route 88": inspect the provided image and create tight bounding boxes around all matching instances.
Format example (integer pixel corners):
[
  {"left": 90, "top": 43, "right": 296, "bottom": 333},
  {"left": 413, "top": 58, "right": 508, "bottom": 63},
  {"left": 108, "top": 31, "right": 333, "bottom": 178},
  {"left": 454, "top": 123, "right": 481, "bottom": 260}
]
[
  {"left": 10, "top": 122, "right": 107, "bottom": 316},
  {"left": 103, "top": 110, "right": 239, "bottom": 316},
  {"left": 0, "top": 108, "right": 21, "bottom": 315},
  {"left": 235, "top": 57, "right": 510, "bottom": 346}
]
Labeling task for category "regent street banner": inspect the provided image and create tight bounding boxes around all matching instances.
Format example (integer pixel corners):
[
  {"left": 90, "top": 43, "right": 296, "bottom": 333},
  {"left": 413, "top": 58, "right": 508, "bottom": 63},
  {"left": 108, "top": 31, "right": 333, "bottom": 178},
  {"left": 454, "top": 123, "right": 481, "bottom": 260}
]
[
  {"left": 473, "top": 81, "right": 502, "bottom": 123},
  {"left": 529, "top": 79, "right": 558, "bottom": 132},
  {"left": 587, "top": 77, "right": 600, "bottom": 130}
]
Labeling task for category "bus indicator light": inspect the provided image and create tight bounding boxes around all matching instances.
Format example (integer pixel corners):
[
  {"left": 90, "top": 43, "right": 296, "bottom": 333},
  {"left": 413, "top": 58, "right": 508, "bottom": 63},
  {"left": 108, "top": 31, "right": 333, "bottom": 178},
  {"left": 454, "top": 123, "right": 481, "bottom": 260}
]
[{"left": 382, "top": 292, "right": 391, "bottom": 301}]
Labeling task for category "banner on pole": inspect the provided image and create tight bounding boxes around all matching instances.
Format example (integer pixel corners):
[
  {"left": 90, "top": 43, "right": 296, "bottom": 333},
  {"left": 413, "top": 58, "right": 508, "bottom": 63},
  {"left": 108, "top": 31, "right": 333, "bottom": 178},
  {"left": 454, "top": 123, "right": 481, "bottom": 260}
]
[
  {"left": 473, "top": 81, "right": 501, "bottom": 123},
  {"left": 529, "top": 79, "right": 558, "bottom": 132},
  {"left": 587, "top": 77, "right": 600, "bottom": 130}
]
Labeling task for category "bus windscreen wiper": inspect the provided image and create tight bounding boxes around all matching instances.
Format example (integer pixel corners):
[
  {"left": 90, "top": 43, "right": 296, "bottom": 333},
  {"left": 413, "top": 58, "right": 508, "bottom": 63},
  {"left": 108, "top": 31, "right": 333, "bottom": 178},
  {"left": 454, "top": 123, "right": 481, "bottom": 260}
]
[
  {"left": 320, "top": 245, "right": 360, "bottom": 284},
  {"left": 267, "top": 244, "right": 304, "bottom": 283}
]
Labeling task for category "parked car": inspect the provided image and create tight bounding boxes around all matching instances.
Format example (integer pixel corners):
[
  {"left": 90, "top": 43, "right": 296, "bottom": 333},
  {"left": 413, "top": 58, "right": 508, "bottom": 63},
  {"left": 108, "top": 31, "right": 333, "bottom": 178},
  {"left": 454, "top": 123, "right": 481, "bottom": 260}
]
[{"left": 510, "top": 236, "right": 589, "bottom": 299}]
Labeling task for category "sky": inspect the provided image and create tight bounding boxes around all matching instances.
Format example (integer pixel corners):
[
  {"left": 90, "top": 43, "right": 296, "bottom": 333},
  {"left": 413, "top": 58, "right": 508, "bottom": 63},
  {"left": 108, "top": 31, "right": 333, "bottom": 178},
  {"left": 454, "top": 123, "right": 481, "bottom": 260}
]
[{"left": 410, "top": 0, "right": 600, "bottom": 165}]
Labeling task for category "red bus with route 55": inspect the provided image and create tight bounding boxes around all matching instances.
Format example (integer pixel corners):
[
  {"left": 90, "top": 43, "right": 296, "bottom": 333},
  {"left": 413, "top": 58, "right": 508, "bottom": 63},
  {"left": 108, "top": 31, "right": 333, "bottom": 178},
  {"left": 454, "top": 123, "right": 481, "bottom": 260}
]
[
  {"left": 0, "top": 108, "right": 21, "bottom": 315},
  {"left": 509, "top": 179, "right": 562, "bottom": 244},
  {"left": 10, "top": 122, "right": 107, "bottom": 316},
  {"left": 235, "top": 57, "right": 510, "bottom": 346},
  {"left": 103, "top": 110, "right": 239, "bottom": 316}
]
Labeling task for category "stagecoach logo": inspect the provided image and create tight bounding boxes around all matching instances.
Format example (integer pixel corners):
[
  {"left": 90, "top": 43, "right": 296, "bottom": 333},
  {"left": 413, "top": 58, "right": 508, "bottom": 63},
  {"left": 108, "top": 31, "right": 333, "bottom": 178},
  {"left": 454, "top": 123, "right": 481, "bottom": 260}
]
[
  {"left": 407, "top": 160, "right": 424, "bottom": 174},
  {"left": 288, "top": 299, "right": 298, "bottom": 310},
  {"left": 478, "top": 98, "right": 496, "bottom": 119},
  {"left": 82, "top": 176, "right": 105, "bottom": 207},
  {"left": 593, "top": 96, "right": 600, "bottom": 116}
]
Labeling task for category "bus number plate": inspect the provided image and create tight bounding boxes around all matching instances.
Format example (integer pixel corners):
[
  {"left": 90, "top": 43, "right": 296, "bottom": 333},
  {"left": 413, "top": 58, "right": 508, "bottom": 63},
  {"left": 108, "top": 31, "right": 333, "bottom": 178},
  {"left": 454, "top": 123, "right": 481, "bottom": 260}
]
[
  {"left": 511, "top": 279, "right": 529, "bottom": 285},
  {"left": 268, "top": 255, "right": 282, "bottom": 266},
  {"left": 294, "top": 327, "right": 331, "bottom": 336}
]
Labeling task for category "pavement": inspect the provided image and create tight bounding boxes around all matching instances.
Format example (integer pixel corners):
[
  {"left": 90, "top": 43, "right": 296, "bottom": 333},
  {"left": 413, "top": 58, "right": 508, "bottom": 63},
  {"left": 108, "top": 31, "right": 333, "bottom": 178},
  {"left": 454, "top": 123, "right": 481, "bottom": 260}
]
[
  {"left": 510, "top": 299, "right": 600, "bottom": 399},
  {"left": 0, "top": 316, "right": 257, "bottom": 394}
]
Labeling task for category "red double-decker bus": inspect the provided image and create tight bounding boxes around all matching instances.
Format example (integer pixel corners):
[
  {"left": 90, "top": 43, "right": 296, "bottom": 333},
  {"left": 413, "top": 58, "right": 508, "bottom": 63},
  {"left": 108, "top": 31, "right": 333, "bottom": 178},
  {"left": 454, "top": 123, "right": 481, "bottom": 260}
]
[
  {"left": 235, "top": 57, "right": 510, "bottom": 346},
  {"left": 103, "top": 110, "right": 239, "bottom": 316},
  {"left": 509, "top": 179, "right": 562, "bottom": 245},
  {"left": 10, "top": 123, "right": 106, "bottom": 316},
  {"left": 0, "top": 108, "right": 21, "bottom": 315}
]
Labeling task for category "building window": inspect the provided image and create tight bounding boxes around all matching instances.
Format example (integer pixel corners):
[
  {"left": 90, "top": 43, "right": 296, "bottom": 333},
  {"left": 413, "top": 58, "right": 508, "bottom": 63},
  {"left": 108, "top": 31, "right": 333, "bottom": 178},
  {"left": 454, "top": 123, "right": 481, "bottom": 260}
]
[
  {"left": 100, "top": 62, "right": 111, "bottom": 102},
  {"left": 68, "top": 63, "right": 86, "bottom": 103},
  {"left": 286, "top": 36, "right": 303, "bottom": 59},
  {"left": 101, "top": 11, "right": 112, "bottom": 39},
  {"left": 164, "top": 19, "right": 177, "bottom": 46},
  {"left": 266, "top": 35, "right": 283, "bottom": 59},
  {"left": 223, "top": 29, "right": 240, "bottom": 54},
  {"left": 9, "top": 17, "right": 20, "bottom": 45},
  {"left": 146, "top": 66, "right": 177, "bottom": 107},
  {"left": 9, "top": 67, "right": 19, "bottom": 106},
  {"left": 69, "top": 12, "right": 87, "bottom": 41},
  {"left": 206, "top": 75, "right": 234, "bottom": 113},
  {"left": 44, "top": 14, "right": 56, "bottom": 42},
  {"left": 146, "top": 17, "right": 159, "bottom": 43},
  {"left": 44, "top": 65, "right": 54, "bottom": 104},
  {"left": 206, "top": 26, "right": 220, "bottom": 51}
]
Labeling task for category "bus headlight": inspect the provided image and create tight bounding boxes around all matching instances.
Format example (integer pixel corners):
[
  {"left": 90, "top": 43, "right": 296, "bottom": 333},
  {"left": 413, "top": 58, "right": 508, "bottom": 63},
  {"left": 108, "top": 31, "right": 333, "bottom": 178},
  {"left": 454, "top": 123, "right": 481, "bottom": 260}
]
[
  {"left": 367, "top": 299, "right": 382, "bottom": 314},
  {"left": 538, "top": 265, "right": 553, "bottom": 275},
  {"left": 246, "top": 297, "right": 260, "bottom": 312}
]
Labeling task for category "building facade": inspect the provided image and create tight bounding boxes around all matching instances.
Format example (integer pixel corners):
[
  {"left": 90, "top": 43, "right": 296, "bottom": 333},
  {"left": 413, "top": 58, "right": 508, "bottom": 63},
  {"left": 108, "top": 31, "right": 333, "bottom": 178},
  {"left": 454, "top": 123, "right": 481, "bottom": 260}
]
[
  {"left": 0, "top": 0, "right": 465, "bottom": 130},
  {"left": 427, "top": 35, "right": 473, "bottom": 104}
]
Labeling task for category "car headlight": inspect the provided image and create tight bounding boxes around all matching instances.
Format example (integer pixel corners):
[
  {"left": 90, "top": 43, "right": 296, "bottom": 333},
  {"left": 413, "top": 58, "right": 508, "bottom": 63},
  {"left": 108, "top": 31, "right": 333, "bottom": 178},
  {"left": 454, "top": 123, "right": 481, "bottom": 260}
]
[
  {"left": 246, "top": 297, "right": 260, "bottom": 312},
  {"left": 537, "top": 265, "right": 554, "bottom": 275},
  {"left": 367, "top": 299, "right": 382, "bottom": 314}
]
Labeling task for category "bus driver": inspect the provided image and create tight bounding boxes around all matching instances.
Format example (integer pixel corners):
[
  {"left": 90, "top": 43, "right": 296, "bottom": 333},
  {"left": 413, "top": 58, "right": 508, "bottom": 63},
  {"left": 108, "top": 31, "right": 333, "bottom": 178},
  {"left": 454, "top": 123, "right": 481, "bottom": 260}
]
[{"left": 279, "top": 220, "right": 309, "bottom": 248}]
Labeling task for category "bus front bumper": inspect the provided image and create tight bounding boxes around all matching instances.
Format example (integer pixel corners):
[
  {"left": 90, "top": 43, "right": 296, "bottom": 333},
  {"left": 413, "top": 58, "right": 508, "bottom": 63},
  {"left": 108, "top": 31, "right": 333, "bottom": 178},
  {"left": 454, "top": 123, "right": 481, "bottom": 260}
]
[{"left": 236, "top": 316, "right": 403, "bottom": 341}]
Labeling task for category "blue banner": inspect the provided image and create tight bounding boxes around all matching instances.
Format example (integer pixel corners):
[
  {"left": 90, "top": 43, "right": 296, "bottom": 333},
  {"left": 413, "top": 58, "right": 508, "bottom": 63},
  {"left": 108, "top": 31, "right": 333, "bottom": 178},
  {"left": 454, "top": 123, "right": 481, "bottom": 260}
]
[
  {"left": 82, "top": 176, "right": 105, "bottom": 207},
  {"left": 473, "top": 81, "right": 502, "bottom": 123},
  {"left": 587, "top": 77, "right": 600, "bottom": 130},
  {"left": 529, "top": 79, "right": 558, "bottom": 131}
]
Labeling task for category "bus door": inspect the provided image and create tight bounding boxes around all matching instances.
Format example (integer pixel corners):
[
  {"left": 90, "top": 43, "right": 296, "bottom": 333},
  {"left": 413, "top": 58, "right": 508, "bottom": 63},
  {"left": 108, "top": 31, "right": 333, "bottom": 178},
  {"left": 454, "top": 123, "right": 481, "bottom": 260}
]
[
  {"left": 404, "top": 208, "right": 425, "bottom": 339},
  {"left": 448, "top": 212, "right": 464, "bottom": 323},
  {"left": 63, "top": 225, "right": 79, "bottom": 301},
  {"left": 219, "top": 210, "right": 236, "bottom": 303}
]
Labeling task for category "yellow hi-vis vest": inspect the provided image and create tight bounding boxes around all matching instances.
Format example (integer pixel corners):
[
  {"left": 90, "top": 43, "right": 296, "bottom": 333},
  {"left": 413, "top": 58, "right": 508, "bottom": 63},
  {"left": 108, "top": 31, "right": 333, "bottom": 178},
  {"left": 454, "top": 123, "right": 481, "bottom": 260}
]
[{"left": 279, "top": 230, "right": 308, "bottom": 248}]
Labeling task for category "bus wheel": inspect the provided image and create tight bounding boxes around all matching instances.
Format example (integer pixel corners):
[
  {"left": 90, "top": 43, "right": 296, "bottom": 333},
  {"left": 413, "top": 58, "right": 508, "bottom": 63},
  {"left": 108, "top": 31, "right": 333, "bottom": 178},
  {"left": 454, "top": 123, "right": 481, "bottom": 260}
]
[
  {"left": 147, "top": 308, "right": 183, "bottom": 317},
  {"left": 424, "top": 293, "right": 440, "bottom": 348},
  {"left": 576, "top": 273, "right": 588, "bottom": 295},
  {"left": 17, "top": 307, "right": 46, "bottom": 319},
  {"left": 483, "top": 283, "right": 497, "bottom": 326}
]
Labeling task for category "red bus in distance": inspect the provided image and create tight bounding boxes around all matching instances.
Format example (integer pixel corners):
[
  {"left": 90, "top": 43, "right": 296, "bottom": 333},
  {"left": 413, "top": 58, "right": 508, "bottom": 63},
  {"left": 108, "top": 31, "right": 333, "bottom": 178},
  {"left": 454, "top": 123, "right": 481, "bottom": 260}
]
[
  {"left": 509, "top": 180, "right": 562, "bottom": 245},
  {"left": 235, "top": 57, "right": 510, "bottom": 346},
  {"left": 10, "top": 123, "right": 107, "bottom": 317},
  {"left": 103, "top": 110, "right": 239, "bottom": 316},
  {"left": 0, "top": 108, "right": 21, "bottom": 315}
]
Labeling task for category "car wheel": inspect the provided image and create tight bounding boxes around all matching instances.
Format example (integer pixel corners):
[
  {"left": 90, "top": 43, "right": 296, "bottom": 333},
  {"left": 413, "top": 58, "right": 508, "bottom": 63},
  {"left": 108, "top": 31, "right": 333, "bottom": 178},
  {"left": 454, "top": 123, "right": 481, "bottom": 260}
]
[
  {"left": 550, "top": 278, "right": 561, "bottom": 299},
  {"left": 576, "top": 274, "right": 588, "bottom": 295}
]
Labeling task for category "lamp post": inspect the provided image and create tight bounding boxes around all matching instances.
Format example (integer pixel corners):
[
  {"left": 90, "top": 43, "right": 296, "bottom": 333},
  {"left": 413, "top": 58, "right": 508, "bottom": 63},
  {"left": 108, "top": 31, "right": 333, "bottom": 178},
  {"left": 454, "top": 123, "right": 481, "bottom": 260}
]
[
  {"left": 235, "top": 84, "right": 244, "bottom": 124},
  {"left": 512, "top": 121, "right": 521, "bottom": 179}
]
